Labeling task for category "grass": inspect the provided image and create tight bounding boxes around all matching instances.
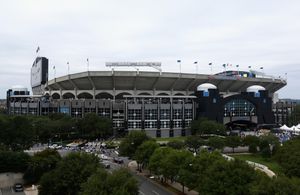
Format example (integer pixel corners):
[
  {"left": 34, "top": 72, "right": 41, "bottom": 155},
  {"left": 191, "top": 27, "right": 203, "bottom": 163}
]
[{"left": 230, "top": 153, "right": 284, "bottom": 175}]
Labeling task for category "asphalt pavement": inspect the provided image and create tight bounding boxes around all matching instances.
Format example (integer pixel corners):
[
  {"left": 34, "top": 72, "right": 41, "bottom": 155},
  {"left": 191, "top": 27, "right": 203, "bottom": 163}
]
[
  {"left": 134, "top": 175, "right": 174, "bottom": 195},
  {"left": 0, "top": 187, "right": 25, "bottom": 195},
  {"left": 100, "top": 148, "right": 174, "bottom": 195}
]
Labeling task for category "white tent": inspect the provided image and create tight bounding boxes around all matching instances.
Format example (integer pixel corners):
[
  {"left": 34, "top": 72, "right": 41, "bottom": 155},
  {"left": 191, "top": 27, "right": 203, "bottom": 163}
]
[
  {"left": 295, "top": 127, "right": 300, "bottom": 132},
  {"left": 280, "top": 125, "right": 291, "bottom": 131}
]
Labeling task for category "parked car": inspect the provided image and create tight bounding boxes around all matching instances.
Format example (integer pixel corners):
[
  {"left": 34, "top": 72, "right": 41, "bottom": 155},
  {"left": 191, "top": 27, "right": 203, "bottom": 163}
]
[
  {"left": 103, "top": 163, "right": 110, "bottom": 169},
  {"left": 13, "top": 183, "right": 23, "bottom": 192},
  {"left": 113, "top": 157, "right": 124, "bottom": 164}
]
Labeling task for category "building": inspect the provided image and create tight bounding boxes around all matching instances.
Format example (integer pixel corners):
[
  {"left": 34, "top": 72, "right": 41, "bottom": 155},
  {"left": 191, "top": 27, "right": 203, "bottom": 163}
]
[
  {"left": 273, "top": 99, "right": 300, "bottom": 126},
  {"left": 7, "top": 57, "right": 287, "bottom": 137}
]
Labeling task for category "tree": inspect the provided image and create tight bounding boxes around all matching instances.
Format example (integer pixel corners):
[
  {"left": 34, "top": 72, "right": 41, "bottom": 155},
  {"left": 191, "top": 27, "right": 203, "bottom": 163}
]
[
  {"left": 175, "top": 150, "right": 194, "bottom": 193},
  {"left": 275, "top": 137, "right": 300, "bottom": 177},
  {"left": 185, "top": 136, "right": 204, "bottom": 153},
  {"left": 225, "top": 136, "right": 241, "bottom": 153},
  {"left": 259, "top": 134, "right": 280, "bottom": 157},
  {"left": 0, "top": 151, "right": 30, "bottom": 173},
  {"left": 250, "top": 175, "right": 300, "bottom": 195},
  {"left": 80, "top": 168, "right": 138, "bottom": 195},
  {"left": 134, "top": 140, "right": 159, "bottom": 171},
  {"left": 148, "top": 147, "right": 172, "bottom": 180},
  {"left": 187, "top": 151, "right": 225, "bottom": 190},
  {"left": 23, "top": 149, "right": 61, "bottom": 184},
  {"left": 243, "top": 135, "right": 260, "bottom": 153},
  {"left": 32, "top": 117, "right": 57, "bottom": 143},
  {"left": 38, "top": 152, "right": 100, "bottom": 195},
  {"left": 208, "top": 136, "right": 225, "bottom": 151},
  {"left": 243, "top": 135, "right": 260, "bottom": 146},
  {"left": 78, "top": 113, "right": 112, "bottom": 139},
  {"left": 1, "top": 116, "right": 35, "bottom": 151},
  {"left": 167, "top": 140, "right": 185, "bottom": 150},
  {"left": 196, "top": 158, "right": 258, "bottom": 195},
  {"left": 149, "top": 146, "right": 194, "bottom": 193},
  {"left": 119, "top": 131, "right": 149, "bottom": 158},
  {"left": 191, "top": 118, "right": 226, "bottom": 135}
]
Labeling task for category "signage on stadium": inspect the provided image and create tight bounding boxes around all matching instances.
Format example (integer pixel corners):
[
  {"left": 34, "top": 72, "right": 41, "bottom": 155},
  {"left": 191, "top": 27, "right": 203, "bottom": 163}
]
[{"left": 105, "top": 62, "right": 161, "bottom": 67}]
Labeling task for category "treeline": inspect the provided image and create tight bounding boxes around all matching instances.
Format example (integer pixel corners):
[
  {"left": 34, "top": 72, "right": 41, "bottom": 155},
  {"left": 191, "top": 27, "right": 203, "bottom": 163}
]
[
  {"left": 0, "top": 113, "right": 113, "bottom": 151},
  {"left": 119, "top": 131, "right": 300, "bottom": 195},
  {"left": 38, "top": 152, "right": 138, "bottom": 195},
  {"left": 0, "top": 148, "right": 138, "bottom": 195}
]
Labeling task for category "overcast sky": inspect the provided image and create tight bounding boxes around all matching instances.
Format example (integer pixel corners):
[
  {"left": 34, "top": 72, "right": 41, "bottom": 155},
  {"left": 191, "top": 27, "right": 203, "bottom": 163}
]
[{"left": 0, "top": 0, "right": 300, "bottom": 99}]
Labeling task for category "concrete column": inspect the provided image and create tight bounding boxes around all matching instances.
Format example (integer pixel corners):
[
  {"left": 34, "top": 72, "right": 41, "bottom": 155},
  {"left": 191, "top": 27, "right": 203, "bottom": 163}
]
[
  {"left": 59, "top": 89, "right": 62, "bottom": 100},
  {"left": 93, "top": 88, "right": 96, "bottom": 100},
  {"left": 74, "top": 88, "right": 78, "bottom": 99}
]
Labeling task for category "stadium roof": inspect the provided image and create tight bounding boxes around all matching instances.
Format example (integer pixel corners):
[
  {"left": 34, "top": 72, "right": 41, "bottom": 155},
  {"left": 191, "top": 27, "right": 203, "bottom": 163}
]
[{"left": 45, "top": 71, "right": 286, "bottom": 93}]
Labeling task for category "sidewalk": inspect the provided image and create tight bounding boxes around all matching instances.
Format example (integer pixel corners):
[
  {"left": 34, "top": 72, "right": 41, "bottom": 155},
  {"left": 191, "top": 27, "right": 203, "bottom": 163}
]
[
  {"left": 128, "top": 161, "right": 199, "bottom": 195},
  {"left": 24, "top": 186, "right": 38, "bottom": 195}
]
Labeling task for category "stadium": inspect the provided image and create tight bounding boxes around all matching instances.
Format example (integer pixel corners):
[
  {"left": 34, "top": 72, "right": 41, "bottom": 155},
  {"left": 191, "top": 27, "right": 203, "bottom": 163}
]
[{"left": 7, "top": 57, "right": 287, "bottom": 137}]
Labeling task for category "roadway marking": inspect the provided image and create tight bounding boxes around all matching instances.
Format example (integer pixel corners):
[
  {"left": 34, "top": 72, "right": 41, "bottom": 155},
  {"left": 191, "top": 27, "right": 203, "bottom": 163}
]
[
  {"left": 152, "top": 190, "right": 160, "bottom": 195},
  {"left": 139, "top": 190, "right": 146, "bottom": 195}
]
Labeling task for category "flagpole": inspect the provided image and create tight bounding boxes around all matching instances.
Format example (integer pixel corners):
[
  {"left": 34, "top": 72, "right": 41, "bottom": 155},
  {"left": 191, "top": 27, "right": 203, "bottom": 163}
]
[
  {"left": 67, "top": 62, "right": 70, "bottom": 75},
  {"left": 177, "top": 60, "right": 181, "bottom": 74},
  {"left": 53, "top": 66, "right": 56, "bottom": 79},
  {"left": 34, "top": 47, "right": 40, "bottom": 86},
  {"left": 260, "top": 67, "right": 264, "bottom": 78},
  {"left": 87, "top": 58, "right": 89, "bottom": 71},
  {"left": 236, "top": 65, "right": 239, "bottom": 76},
  {"left": 285, "top": 73, "right": 287, "bottom": 81},
  {"left": 180, "top": 61, "right": 181, "bottom": 74}
]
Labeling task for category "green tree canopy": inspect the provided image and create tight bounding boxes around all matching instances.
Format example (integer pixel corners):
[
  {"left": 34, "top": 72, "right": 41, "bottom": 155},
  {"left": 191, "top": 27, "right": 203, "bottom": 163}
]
[
  {"left": 119, "top": 131, "right": 149, "bottom": 158},
  {"left": 250, "top": 175, "right": 300, "bottom": 195},
  {"left": 275, "top": 137, "right": 300, "bottom": 177},
  {"left": 225, "top": 136, "right": 241, "bottom": 153},
  {"left": 185, "top": 136, "right": 204, "bottom": 153},
  {"left": 148, "top": 147, "right": 173, "bottom": 176},
  {"left": 208, "top": 136, "right": 225, "bottom": 150},
  {"left": 0, "top": 151, "right": 30, "bottom": 173},
  {"left": 167, "top": 140, "right": 185, "bottom": 150},
  {"left": 78, "top": 113, "right": 112, "bottom": 139},
  {"left": 38, "top": 152, "right": 100, "bottom": 195},
  {"left": 1, "top": 116, "right": 35, "bottom": 151},
  {"left": 134, "top": 140, "right": 159, "bottom": 171},
  {"left": 24, "top": 149, "right": 61, "bottom": 184},
  {"left": 191, "top": 118, "right": 226, "bottom": 136},
  {"left": 80, "top": 168, "right": 138, "bottom": 195},
  {"left": 196, "top": 159, "right": 258, "bottom": 195}
]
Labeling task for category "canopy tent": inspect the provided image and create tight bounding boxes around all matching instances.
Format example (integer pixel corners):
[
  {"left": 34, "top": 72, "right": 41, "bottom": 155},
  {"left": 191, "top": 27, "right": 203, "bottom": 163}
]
[{"left": 280, "top": 125, "right": 292, "bottom": 131}]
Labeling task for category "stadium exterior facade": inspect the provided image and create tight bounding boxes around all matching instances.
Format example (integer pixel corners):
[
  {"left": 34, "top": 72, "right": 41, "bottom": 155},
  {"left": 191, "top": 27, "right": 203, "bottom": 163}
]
[{"left": 7, "top": 57, "right": 287, "bottom": 137}]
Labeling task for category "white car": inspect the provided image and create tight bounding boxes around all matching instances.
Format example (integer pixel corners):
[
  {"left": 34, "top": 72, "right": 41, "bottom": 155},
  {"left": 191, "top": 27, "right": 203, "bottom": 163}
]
[{"left": 99, "top": 154, "right": 109, "bottom": 160}]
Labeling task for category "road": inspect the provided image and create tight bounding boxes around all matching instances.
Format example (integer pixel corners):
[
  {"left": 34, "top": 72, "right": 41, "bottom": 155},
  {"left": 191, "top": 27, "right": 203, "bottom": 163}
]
[
  {"left": 134, "top": 174, "right": 174, "bottom": 195},
  {"left": 0, "top": 187, "right": 25, "bottom": 195},
  {"left": 100, "top": 149, "right": 174, "bottom": 195}
]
